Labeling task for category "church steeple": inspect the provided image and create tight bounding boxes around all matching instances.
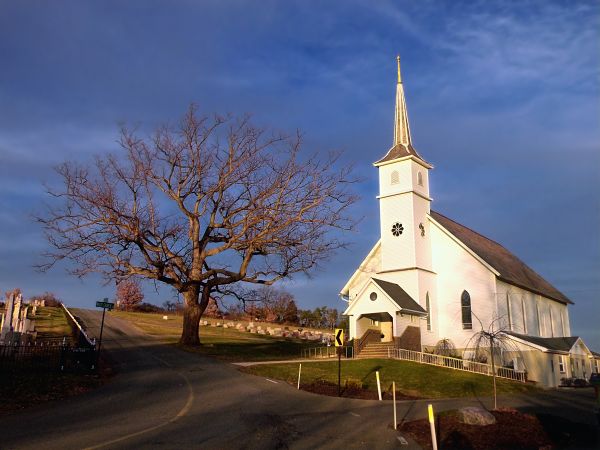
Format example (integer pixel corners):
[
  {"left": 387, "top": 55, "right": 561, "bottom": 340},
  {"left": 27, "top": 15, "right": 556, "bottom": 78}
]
[
  {"left": 393, "top": 55, "right": 412, "bottom": 148},
  {"left": 375, "top": 56, "right": 429, "bottom": 167}
]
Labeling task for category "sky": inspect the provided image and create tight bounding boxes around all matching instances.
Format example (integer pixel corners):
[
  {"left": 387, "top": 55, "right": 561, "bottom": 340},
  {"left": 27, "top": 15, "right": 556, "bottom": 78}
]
[{"left": 1, "top": 1, "right": 598, "bottom": 347}]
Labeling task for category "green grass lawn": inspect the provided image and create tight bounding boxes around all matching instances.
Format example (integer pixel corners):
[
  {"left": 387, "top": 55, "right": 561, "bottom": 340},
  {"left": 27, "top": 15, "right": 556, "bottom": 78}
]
[
  {"left": 242, "top": 359, "right": 538, "bottom": 399},
  {"left": 33, "top": 306, "right": 74, "bottom": 343},
  {"left": 112, "top": 311, "right": 319, "bottom": 361}
]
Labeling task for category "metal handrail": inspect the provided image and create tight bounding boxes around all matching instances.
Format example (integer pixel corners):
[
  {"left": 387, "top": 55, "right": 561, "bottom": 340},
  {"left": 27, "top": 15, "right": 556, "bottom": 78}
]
[
  {"left": 355, "top": 328, "right": 381, "bottom": 354},
  {"left": 388, "top": 347, "right": 526, "bottom": 382}
]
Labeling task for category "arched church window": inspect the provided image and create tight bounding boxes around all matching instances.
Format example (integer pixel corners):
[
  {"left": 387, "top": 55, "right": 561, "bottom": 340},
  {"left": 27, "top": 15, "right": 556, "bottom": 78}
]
[
  {"left": 391, "top": 170, "right": 399, "bottom": 185},
  {"left": 426, "top": 292, "right": 431, "bottom": 331},
  {"left": 461, "top": 290, "right": 472, "bottom": 330},
  {"left": 417, "top": 171, "right": 423, "bottom": 186}
]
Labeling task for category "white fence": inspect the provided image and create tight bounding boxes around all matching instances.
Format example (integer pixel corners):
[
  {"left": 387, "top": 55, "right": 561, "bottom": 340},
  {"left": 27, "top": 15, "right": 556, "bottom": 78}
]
[
  {"left": 301, "top": 346, "right": 354, "bottom": 359},
  {"left": 388, "top": 347, "right": 526, "bottom": 383}
]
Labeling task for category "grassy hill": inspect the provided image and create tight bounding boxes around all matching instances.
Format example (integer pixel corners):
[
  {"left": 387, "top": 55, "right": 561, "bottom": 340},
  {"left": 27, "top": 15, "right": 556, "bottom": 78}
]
[{"left": 242, "top": 358, "right": 538, "bottom": 399}]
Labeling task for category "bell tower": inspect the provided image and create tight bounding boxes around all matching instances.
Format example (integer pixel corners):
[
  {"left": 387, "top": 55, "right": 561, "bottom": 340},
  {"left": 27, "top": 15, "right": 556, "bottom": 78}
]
[{"left": 374, "top": 56, "right": 433, "bottom": 274}]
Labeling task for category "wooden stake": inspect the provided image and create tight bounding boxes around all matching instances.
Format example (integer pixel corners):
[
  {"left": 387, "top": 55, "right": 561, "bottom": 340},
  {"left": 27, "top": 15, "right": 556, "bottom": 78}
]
[
  {"left": 297, "top": 363, "right": 302, "bottom": 389},
  {"left": 376, "top": 371, "right": 382, "bottom": 401},
  {"left": 393, "top": 381, "right": 397, "bottom": 430},
  {"left": 428, "top": 404, "right": 438, "bottom": 450}
]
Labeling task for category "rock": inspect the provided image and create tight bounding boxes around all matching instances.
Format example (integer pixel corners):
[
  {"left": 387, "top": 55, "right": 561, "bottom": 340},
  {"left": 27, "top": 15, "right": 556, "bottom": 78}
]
[
  {"left": 257, "top": 330, "right": 266, "bottom": 335},
  {"left": 457, "top": 407, "right": 496, "bottom": 426},
  {"left": 222, "top": 324, "right": 229, "bottom": 329},
  {"left": 162, "top": 315, "right": 168, "bottom": 320}
]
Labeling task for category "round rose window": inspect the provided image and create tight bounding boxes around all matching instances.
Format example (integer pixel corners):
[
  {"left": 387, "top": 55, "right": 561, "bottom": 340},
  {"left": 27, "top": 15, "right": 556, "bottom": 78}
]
[{"left": 391, "top": 222, "right": 404, "bottom": 236}]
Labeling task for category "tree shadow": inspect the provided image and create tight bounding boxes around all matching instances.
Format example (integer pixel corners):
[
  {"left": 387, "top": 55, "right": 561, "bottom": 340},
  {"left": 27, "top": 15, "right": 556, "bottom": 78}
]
[{"left": 361, "top": 365, "right": 383, "bottom": 383}]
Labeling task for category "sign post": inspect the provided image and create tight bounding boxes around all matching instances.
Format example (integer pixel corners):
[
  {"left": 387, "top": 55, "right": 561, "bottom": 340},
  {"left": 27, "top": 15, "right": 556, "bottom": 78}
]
[
  {"left": 334, "top": 328, "right": 344, "bottom": 397},
  {"left": 95, "top": 298, "right": 114, "bottom": 367}
]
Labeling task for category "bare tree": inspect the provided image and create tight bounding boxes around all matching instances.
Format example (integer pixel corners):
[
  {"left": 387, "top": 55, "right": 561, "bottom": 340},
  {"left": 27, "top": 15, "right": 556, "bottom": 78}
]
[
  {"left": 38, "top": 105, "right": 357, "bottom": 345},
  {"left": 243, "top": 286, "right": 297, "bottom": 323},
  {"left": 465, "top": 313, "right": 519, "bottom": 410},
  {"left": 30, "top": 291, "right": 62, "bottom": 307}
]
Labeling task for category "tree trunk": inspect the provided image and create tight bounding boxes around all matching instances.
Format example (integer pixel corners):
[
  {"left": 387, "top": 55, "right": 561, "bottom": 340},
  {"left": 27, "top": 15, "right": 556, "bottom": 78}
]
[
  {"left": 179, "top": 285, "right": 211, "bottom": 346},
  {"left": 491, "top": 341, "right": 497, "bottom": 410},
  {"left": 180, "top": 288, "right": 202, "bottom": 346}
]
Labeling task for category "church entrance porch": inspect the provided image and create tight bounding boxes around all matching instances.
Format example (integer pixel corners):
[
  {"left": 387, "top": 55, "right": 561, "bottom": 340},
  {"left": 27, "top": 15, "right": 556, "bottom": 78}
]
[{"left": 356, "top": 312, "right": 394, "bottom": 343}]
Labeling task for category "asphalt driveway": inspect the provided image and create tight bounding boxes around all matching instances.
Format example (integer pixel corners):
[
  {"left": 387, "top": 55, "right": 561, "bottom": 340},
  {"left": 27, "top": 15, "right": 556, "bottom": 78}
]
[{"left": 0, "top": 310, "right": 597, "bottom": 449}]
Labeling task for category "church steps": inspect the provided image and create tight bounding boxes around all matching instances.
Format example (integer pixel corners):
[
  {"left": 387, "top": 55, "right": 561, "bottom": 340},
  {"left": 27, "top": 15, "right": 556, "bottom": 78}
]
[{"left": 355, "top": 342, "right": 395, "bottom": 359}]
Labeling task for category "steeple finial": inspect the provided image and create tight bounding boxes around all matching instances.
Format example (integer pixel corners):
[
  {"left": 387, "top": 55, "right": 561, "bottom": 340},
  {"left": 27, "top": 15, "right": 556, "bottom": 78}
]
[{"left": 393, "top": 55, "right": 411, "bottom": 147}]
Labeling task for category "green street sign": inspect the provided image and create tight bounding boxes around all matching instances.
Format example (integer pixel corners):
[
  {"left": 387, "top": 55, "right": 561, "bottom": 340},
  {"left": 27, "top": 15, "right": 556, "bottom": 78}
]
[{"left": 96, "top": 301, "right": 115, "bottom": 310}]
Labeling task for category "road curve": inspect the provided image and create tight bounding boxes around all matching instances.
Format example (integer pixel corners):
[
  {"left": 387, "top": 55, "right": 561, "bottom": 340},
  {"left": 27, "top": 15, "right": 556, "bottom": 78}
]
[
  {"left": 0, "top": 310, "right": 409, "bottom": 449},
  {"left": 1, "top": 310, "right": 596, "bottom": 449}
]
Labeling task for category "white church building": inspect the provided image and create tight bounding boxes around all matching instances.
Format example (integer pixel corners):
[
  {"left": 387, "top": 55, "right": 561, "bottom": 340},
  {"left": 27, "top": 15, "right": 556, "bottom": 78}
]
[{"left": 341, "top": 58, "right": 600, "bottom": 388}]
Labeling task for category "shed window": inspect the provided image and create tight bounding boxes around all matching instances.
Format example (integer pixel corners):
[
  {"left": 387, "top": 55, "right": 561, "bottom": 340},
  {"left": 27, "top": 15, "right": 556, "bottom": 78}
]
[
  {"left": 426, "top": 292, "right": 431, "bottom": 331},
  {"left": 461, "top": 290, "right": 472, "bottom": 330},
  {"left": 391, "top": 170, "right": 399, "bottom": 185},
  {"left": 558, "top": 355, "right": 565, "bottom": 373}
]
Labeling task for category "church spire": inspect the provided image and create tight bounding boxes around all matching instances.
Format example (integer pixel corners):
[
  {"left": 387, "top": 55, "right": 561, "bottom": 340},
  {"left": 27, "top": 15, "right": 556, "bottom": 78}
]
[{"left": 393, "top": 55, "right": 412, "bottom": 148}]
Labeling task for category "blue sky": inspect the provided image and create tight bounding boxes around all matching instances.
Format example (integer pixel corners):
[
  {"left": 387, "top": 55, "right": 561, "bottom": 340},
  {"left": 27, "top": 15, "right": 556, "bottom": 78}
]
[{"left": 1, "top": 1, "right": 598, "bottom": 347}]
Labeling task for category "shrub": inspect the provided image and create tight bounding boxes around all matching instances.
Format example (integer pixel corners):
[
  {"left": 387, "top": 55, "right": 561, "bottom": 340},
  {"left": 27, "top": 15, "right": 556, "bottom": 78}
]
[{"left": 132, "top": 302, "right": 164, "bottom": 313}]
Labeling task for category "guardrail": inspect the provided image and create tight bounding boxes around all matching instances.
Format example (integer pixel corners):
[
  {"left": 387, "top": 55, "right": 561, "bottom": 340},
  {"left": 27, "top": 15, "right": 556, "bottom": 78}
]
[
  {"left": 301, "top": 346, "right": 354, "bottom": 359},
  {"left": 388, "top": 347, "right": 526, "bottom": 383},
  {"left": 61, "top": 304, "right": 95, "bottom": 347}
]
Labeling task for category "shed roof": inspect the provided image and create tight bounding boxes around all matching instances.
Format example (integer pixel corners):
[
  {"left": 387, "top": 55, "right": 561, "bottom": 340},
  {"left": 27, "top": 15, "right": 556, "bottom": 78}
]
[{"left": 505, "top": 331, "right": 580, "bottom": 352}]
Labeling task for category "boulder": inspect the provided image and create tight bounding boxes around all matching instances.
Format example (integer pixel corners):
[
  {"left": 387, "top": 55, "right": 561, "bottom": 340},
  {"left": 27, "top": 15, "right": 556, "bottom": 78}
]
[{"left": 457, "top": 407, "right": 496, "bottom": 426}]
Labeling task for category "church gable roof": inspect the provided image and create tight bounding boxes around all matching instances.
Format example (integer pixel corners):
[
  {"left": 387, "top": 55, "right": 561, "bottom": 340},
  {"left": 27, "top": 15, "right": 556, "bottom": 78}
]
[
  {"left": 431, "top": 211, "right": 572, "bottom": 305},
  {"left": 372, "top": 278, "right": 427, "bottom": 314}
]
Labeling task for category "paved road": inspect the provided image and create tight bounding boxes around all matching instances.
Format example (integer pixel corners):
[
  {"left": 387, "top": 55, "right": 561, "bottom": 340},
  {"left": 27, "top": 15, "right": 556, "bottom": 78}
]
[{"left": 1, "top": 310, "right": 597, "bottom": 449}]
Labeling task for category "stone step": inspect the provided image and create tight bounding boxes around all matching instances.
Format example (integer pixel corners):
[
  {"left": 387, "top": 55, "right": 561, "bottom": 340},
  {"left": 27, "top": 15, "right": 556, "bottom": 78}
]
[
  {"left": 357, "top": 342, "right": 395, "bottom": 359},
  {"left": 358, "top": 351, "right": 391, "bottom": 356}
]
